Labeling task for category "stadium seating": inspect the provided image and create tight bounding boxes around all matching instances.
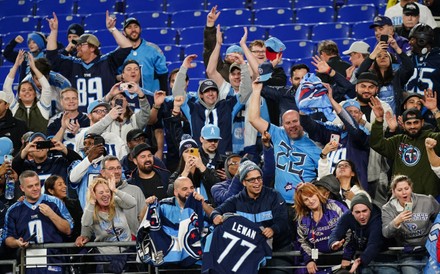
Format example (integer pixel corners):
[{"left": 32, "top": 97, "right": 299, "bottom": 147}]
[
  {"left": 206, "top": 0, "right": 247, "bottom": 10},
  {"left": 351, "top": 21, "right": 374, "bottom": 40},
  {"left": 311, "top": 22, "right": 351, "bottom": 41},
  {"left": 165, "top": 0, "right": 205, "bottom": 13},
  {"left": 142, "top": 28, "right": 177, "bottom": 45},
  {"left": 0, "top": 16, "right": 41, "bottom": 34},
  {"left": 268, "top": 24, "right": 310, "bottom": 41},
  {"left": 35, "top": 0, "right": 75, "bottom": 16},
  {"left": 223, "top": 25, "right": 267, "bottom": 44},
  {"left": 170, "top": 10, "right": 207, "bottom": 29},
  {"left": 252, "top": 0, "right": 293, "bottom": 10},
  {"left": 293, "top": 0, "right": 335, "bottom": 9},
  {"left": 337, "top": 4, "right": 377, "bottom": 23},
  {"left": 179, "top": 26, "right": 205, "bottom": 45},
  {"left": 295, "top": 6, "right": 335, "bottom": 24},
  {"left": 282, "top": 40, "right": 315, "bottom": 59},
  {"left": 40, "top": 14, "right": 84, "bottom": 34},
  {"left": 84, "top": 13, "right": 125, "bottom": 31},
  {"left": 183, "top": 43, "right": 204, "bottom": 57},
  {"left": 162, "top": 45, "right": 183, "bottom": 62},
  {"left": 124, "top": 0, "right": 165, "bottom": 13},
  {"left": 254, "top": 8, "right": 294, "bottom": 26},
  {"left": 216, "top": 9, "right": 252, "bottom": 27},
  {"left": 76, "top": 0, "right": 117, "bottom": 15},
  {"left": 127, "top": 11, "right": 170, "bottom": 28}
]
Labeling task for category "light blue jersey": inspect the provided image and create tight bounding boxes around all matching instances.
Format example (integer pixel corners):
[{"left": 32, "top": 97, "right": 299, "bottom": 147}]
[
  {"left": 121, "top": 39, "right": 168, "bottom": 92},
  {"left": 268, "top": 124, "right": 320, "bottom": 203},
  {"left": 68, "top": 159, "right": 102, "bottom": 209},
  {"left": 425, "top": 213, "right": 440, "bottom": 273}
]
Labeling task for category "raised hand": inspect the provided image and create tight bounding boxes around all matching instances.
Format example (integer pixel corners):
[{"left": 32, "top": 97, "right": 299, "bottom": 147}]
[
  {"left": 368, "top": 96, "right": 384, "bottom": 121},
  {"left": 206, "top": 5, "right": 220, "bottom": 27},
  {"left": 182, "top": 54, "right": 197, "bottom": 69},
  {"left": 46, "top": 12, "right": 59, "bottom": 31}
]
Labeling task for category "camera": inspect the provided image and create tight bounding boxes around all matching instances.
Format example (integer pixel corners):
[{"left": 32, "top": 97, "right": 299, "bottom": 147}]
[
  {"left": 36, "top": 141, "right": 54, "bottom": 149},
  {"left": 115, "top": 98, "right": 124, "bottom": 107}
]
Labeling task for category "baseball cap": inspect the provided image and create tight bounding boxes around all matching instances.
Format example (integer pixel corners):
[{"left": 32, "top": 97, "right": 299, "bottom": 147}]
[
  {"left": 258, "top": 61, "right": 274, "bottom": 82},
  {"left": 201, "top": 124, "right": 222, "bottom": 140},
  {"left": 131, "top": 143, "right": 156, "bottom": 158},
  {"left": 67, "top": 23, "right": 85, "bottom": 36},
  {"left": 0, "top": 91, "right": 10, "bottom": 104},
  {"left": 342, "top": 99, "right": 361, "bottom": 110},
  {"left": 123, "top": 17, "right": 141, "bottom": 29},
  {"left": 126, "top": 129, "right": 148, "bottom": 143},
  {"left": 403, "top": 3, "right": 420, "bottom": 16},
  {"left": 342, "top": 41, "right": 370, "bottom": 55},
  {"left": 198, "top": 79, "right": 219, "bottom": 93},
  {"left": 229, "top": 63, "right": 241, "bottom": 73},
  {"left": 72, "top": 34, "right": 100, "bottom": 48},
  {"left": 265, "top": 37, "right": 286, "bottom": 61},
  {"left": 402, "top": 108, "right": 423, "bottom": 122},
  {"left": 22, "top": 131, "right": 35, "bottom": 143},
  {"left": 0, "top": 137, "right": 13, "bottom": 164},
  {"left": 357, "top": 72, "right": 379, "bottom": 86},
  {"left": 226, "top": 45, "right": 243, "bottom": 55},
  {"left": 369, "top": 16, "right": 393, "bottom": 29},
  {"left": 402, "top": 93, "right": 423, "bottom": 108},
  {"left": 87, "top": 100, "right": 110, "bottom": 114},
  {"left": 314, "top": 174, "right": 340, "bottom": 198},
  {"left": 29, "top": 132, "right": 47, "bottom": 142}
]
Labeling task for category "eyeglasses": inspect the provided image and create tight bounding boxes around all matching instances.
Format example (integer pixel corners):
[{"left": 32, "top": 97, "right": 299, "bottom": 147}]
[
  {"left": 104, "top": 166, "right": 122, "bottom": 171},
  {"left": 228, "top": 161, "right": 239, "bottom": 166},
  {"left": 251, "top": 50, "right": 265, "bottom": 54},
  {"left": 244, "top": 176, "right": 263, "bottom": 184},
  {"left": 92, "top": 109, "right": 108, "bottom": 114},
  {"left": 76, "top": 42, "right": 89, "bottom": 48},
  {"left": 206, "top": 139, "right": 219, "bottom": 143}
]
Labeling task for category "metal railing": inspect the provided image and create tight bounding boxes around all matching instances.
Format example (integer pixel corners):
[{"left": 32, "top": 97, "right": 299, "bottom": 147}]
[{"left": 2, "top": 241, "right": 426, "bottom": 274}]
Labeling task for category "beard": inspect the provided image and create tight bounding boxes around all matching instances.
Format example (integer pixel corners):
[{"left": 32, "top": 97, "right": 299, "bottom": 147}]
[
  {"left": 356, "top": 93, "right": 372, "bottom": 104},
  {"left": 177, "top": 194, "right": 187, "bottom": 204},
  {"left": 139, "top": 163, "right": 153, "bottom": 174},
  {"left": 405, "top": 128, "right": 422, "bottom": 138}
]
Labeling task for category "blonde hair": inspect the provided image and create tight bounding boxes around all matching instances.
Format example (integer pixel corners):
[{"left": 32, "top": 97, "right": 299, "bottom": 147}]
[
  {"left": 87, "top": 178, "right": 116, "bottom": 222},
  {"left": 294, "top": 183, "right": 327, "bottom": 220}
]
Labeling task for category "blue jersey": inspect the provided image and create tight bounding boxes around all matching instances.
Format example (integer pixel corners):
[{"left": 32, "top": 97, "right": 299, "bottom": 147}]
[
  {"left": 425, "top": 213, "right": 440, "bottom": 273},
  {"left": 46, "top": 48, "right": 131, "bottom": 113},
  {"left": 268, "top": 124, "right": 320, "bottom": 203},
  {"left": 3, "top": 194, "right": 73, "bottom": 271},
  {"left": 202, "top": 214, "right": 272, "bottom": 274},
  {"left": 68, "top": 159, "right": 102, "bottom": 209},
  {"left": 121, "top": 39, "right": 168, "bottom": 92}
]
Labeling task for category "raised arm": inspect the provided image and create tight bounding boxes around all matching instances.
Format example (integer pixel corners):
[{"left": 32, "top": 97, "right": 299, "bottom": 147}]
[
  {"left": 205, "top": 24, "right": 226, "bottom": 88},
  {"left": 426, "top": 138, "right": 440, "bottom": 167},
  {"left": 173, "top": 54, "right": 197, "bottom": 97},
  {"left": 239, "top": 27, "right": 259, "bottom": 80},
  {"left": 106, "top": 10, "right": 131, "bottom": 48},
  {"left": 46, "top": 12, "right": 58, "bottom": 51},
  {"left": 248, "top": 79, "right": 269, "bottom": 133}
]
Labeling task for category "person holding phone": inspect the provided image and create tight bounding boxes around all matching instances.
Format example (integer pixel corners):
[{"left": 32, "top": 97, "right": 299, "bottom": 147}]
[
  {"left": 167, "top": 135, "right": 219, "bottom": 205},
  {"left": 382, "top": 174, "right": 440, "bottom": 274}
]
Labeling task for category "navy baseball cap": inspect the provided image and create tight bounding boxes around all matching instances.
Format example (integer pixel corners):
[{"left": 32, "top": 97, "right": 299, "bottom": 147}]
[
  {"left": 369, "top": 16, "right": 393, "bottom": 29},
  {"left": 258, "top": 61, "right": 274, "bottom": 82}
]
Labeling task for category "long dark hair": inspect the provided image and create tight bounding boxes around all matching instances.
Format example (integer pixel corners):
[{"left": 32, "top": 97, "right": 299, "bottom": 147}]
[
  {"left": 372, "top": 51, "right": 395, "bottom": 86},
  {"left": 44, "top": 175, "right": 65, "bottom": 200},
  {"left": 333, "top": 159, "right": 363, "bottom": 189},
  {"left": 176, "top": 155, "right": 202, "bottom": 187}
]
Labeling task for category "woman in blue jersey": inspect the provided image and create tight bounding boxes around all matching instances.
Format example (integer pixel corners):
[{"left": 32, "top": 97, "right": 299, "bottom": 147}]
[{"left": 294, "top": 183, "right": 348, "bottom": 274}]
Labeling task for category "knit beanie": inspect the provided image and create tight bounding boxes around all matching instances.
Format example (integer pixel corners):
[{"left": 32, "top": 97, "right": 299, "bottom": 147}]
[
  {"left": 67, "top": 23, "right": 85, "bottom": 37},
  {"left": 179, "top": 134, "right": 198, "bottom": 157},
  {"left": 350, "top": 193, "right": 372, "bottom": 211},
  {"left": 27, "top": 32, "right": 46, "bottom": 51},
  {"left": 238, "top": 159, "right": 262, "bottom": 182}
]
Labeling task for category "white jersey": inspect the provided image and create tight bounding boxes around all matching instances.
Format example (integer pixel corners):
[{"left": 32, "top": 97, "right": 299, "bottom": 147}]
[{"left": 74, "top": 127, "right": 128, "bottom": 160}]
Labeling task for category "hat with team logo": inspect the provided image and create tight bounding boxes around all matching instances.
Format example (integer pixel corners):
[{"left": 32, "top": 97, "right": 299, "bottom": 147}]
[
  {"left": 369, "top": 15, "right": 393, "bottom": 29},
  {"left": 257, "top": 61, "right": 274, "bottom": 82},
  {"left": 201, "top": 124, "right": 222, "bottom": 140},
  {"left": 179, "top": 134, "right": 199, "bottom": 157},
  {"left": 265, "top": 37, "right": 286, "bottom": 61},
  {"left": 238, "top": 159, "right": 262, "bottom": 183},
  {"left": 198, "top": 79, "right": 219, "bottom": 93},
  {"left": 342, "top": 99, "right": 361, "bottom": 110},
  {"left": 403, "top": 3, "right": 420, "bottom": 16}
]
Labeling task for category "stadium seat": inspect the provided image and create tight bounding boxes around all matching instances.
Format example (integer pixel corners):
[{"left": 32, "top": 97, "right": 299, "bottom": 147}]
[
  {"left": 295, "top": 6, "right": 335, "bottom": 23},
  {"left": 282, "top": 40, "right": 315, "bottom": 59},
  {"left": 179, "top": 26, "right": 205, "bottom": 46},
  {"left": 124, "top": 0, "right": 164, "bottom": 13},
  {"left": 278, "top": 58, "right": 293, "bottom": 76},
  {"left": 0, "top": 16, "right": 41, "bottom": 34},
  {"left": 83, "top": 13, "right": 125, "bottom": 31},
  {"left": 206, "top": 0, "right": 247, "bottom": 10},
  {"left": 35, "top": 0, "right": 75, "bottom": 16},
  {"left": 351, "top": 21, "right": 374, "bottom": 40},
  {"left": 165, "top": 0, "right": 205, "bottom": 13},
  {"left": 254, "top": 8, "right": 294, "bottom": 26},
  {"left": 337, "top": 4, "right": 377, "bottom": 23},
  {"left": 216, "top": 9, "right": 252, "bottom": 27},
  {"left": 0, "top": 0, "right": 35, "bottom": 17},
  {"left": 127, "top": 11, "right": 170, "bottom": 28},
  {"left": 167, "top": 61, "right": 182, "bottom": 73},
  {"left": 346, "top": 0, "right": 385, "bottom": 6},
  {"left": 183, "top": 43, "right": 204, "bottom": 57},
  {"left": 251, "top": 0, "right": 293, "bottom": 10},
  {"left": 188, "top": 78, "right": 204, "bottom": 92},
  {"left": 185, "top": 61, "right": 206, "bottom": 79},
  {"left": 2, "top": 31, "right": 30, "bottom": 51},
  {"left": 311, "top": 22, "right": 350, "bottom": 41},
  {"left": 76, "top": 0, "right": 117, "bottom": 15},
  {"left": 170, "top": 10, "right": 207, "bottom": 29},
  {"left": 162, "top": 45, "right": 183, "bottom": 62},
  {"left": 293, "top": 0, "right": 335, "bottom": 9},
  {"left": 100, "top": 45, "right": 117, "bottom": 54},
  {"left": 295, "top": 56, "right": 314, "bottom": 67},
  {"left": 142, "top": 28, "right": 177, "bottom": 45},
  {"left": 268, "top": 24, "right": 311, "bottom": 41},
  {"left": 332, "top": 38, "right": 357, "bottom": 53},
  {"left": 93, "top": 29, "right": 118, "bottom": 48},
  {"left": 223, "top": 25, "right": 267, "bottom": 44},
  {"left": 363, "top": 36, "right": 377, "bottom": 48}
]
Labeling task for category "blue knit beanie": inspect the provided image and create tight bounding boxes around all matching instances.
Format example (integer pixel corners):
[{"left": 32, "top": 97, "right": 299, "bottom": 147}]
[{"left": 27, "top": 32, "right": 46, "bottom": 51}]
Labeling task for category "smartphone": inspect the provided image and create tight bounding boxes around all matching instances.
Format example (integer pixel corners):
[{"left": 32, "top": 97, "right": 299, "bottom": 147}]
[
  {"left": 23, "top": 52, "right": 28, "bottom": 61},
  {"left": 94, "top": 136, "right": 105, "bottom": 146},
  {"left": 330, "top": 134, "right": 340, "bottom": 144},
  {"left": 404, "top": 202, "right": 413, "bottom": 212},
  {"left": 4, "top": 154, "right": 13, "bottom": 163},
  {"left": 380, "top": 35, "right": 389, "bottom": 43},
  {"left": 189, "top": 148, "right": 199, "bottom": 157},
  {"left": 115, "top": 98, "right": 123, "bottom": 107},
  {"left": 36, "top": 141, "right": 54, "bottom": 149},
  {"left": 24, "top": 232, "right": 37, "bottom": 243},
  {"left": 69, "top": 118, "right": 76, "bottom": 125}
]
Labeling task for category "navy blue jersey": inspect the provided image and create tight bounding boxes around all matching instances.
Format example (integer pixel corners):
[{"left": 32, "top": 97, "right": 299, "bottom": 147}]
[
  {"left": 202, "top": 215, "right": 272, "bottom": 274},
  {"left": 46, "top": 48, "right": 131, "bottom": 113},
  {"left": 405, "top": 48, "right": 440, "bottom": 106}
]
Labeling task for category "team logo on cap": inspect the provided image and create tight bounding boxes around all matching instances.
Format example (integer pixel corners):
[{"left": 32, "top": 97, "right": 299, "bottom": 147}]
[
  {"left": 204, "top": 80, "right": 214, "bottom": 86},
  {"left": 374, "top": 16, "right": 382, "bottom": 22},
  {"left": 258, "top": 67, "right": 263, "bottom": 74}
]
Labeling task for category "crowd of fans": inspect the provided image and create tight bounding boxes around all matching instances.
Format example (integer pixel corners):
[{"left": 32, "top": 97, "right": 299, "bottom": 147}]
[{"left": 3, "top": 0, "right": 440, "bottom": 273}]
